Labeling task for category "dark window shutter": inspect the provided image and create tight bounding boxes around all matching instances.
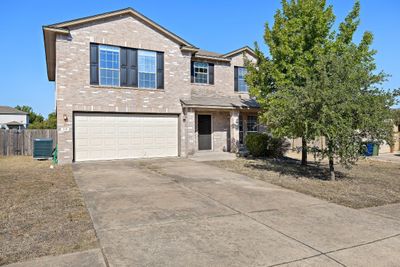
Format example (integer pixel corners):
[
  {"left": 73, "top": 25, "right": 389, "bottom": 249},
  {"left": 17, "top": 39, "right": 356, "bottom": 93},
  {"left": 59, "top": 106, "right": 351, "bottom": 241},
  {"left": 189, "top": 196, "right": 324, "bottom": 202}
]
[
  {"left": 208, "top": 63, "right": 214, "bottom": 84},
  {"left": 120, "top": 48, "right": 127, "bottom": 86},
  {"left": 234, "top": 66, "right": 238, "bottom": 92},
  {"left": 190, "top": 61, "right": 194, "bottom": 83},
  {"left": 156, "top": 52, "right": 164, "bottom": 89},
  {"left": 90, "top": 44, "right": 99, "bottom": 85},
  {"left": 127, "top": 49, "right": 138, "bottom": 87}
]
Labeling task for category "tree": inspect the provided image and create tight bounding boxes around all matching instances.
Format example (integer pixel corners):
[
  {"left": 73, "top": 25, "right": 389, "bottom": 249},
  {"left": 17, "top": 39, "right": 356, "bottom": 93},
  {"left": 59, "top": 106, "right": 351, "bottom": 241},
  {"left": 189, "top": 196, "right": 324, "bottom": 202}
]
[
  {"left": 46, "top": 112, "right": 57, "bottom": 129},
  {"left": 246, "top": 0, "right": 335, "bottom": 165},
  {"left": 15, "top": 106, "right": 56, "bottom": 129},
  {"left": 15, "top": 105, "right": 44, "bottom": 125},
  {"left": 305, "top": 1, "right": 396, "bottom": 180},
  {"left": 246, "top": 0, "right": 397, "bottom": 180},
  {"left": 308, "top": 47, "right": 394, "bottom": 180}
]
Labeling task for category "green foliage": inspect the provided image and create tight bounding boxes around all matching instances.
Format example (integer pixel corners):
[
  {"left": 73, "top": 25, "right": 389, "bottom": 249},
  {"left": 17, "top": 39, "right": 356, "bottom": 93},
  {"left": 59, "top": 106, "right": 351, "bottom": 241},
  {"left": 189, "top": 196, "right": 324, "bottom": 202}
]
[
  {"left": 305, "top": 9, "right": 395, "bottom": 173},
  {"left": 246, "top": 0, "right": 397, "bottom": 179},
  {"left": 15, "top": 106, "right": 56, "bottom": 129},
  {"left": 15, "top": 105, "right": 44, "bottom": 124},
  {"left": 245, "top": 133, "right": 270, "bottom": 157},
  {"left": 46, "top": 112, "right": 57, "bottom": 129},
  {"left": 246, "top": 0, "right": 337, "bottom": 164},
  {"left": 245, "top": 133, "right": 289, "bottom": 158}
]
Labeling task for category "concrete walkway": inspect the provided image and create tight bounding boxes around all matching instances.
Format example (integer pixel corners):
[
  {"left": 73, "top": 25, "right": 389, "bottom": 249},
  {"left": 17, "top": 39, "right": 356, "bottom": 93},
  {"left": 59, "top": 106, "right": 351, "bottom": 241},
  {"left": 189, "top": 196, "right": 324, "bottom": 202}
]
[
  {"left": 362, "top": 203, "right": 400, "bottom": 221},
  {"left": 189, "top": 151, "right": 237, "bottom": 161},
  {"left": 69, "top": 158, "right": 400, "bottom": 266},
  {"left": 5, "top": 249, "right": 106, "bottom": 267}
]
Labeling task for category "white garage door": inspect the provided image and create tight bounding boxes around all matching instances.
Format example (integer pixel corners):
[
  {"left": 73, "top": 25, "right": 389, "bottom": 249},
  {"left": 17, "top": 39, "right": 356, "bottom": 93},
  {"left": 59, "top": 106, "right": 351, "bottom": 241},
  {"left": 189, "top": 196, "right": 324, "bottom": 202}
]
[{"left": 74, "top": 113, "right": 178, "bottom": 161}]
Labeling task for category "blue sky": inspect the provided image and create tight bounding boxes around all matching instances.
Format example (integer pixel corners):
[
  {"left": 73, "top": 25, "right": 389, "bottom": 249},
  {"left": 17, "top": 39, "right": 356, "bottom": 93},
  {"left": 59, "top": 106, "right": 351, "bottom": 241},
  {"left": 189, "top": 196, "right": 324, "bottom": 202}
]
[{"left": 1, "top": 0, "right": 399, "bottom": 116}]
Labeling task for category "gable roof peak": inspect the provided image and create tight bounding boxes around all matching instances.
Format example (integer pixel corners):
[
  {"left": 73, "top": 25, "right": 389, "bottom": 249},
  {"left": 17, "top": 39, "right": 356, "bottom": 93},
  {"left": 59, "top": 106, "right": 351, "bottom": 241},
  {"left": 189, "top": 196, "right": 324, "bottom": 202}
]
[{"left": 223, "top": 46, "right": 256, "bottom": 58}]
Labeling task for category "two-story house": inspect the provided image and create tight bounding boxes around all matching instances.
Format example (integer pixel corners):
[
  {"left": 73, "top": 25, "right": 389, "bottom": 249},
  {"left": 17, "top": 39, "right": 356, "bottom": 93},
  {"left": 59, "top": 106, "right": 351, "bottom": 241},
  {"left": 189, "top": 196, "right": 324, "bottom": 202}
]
[{"left": 43, "top": 8, "right": 260, "bottom": 164}]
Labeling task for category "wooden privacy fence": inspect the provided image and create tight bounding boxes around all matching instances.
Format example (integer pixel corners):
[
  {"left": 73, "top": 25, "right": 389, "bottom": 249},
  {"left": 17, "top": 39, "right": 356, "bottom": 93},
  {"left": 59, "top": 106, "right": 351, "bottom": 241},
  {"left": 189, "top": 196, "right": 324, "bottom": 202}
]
[{"left": 0, "top": 129, "right": 57, "bottom": 156}]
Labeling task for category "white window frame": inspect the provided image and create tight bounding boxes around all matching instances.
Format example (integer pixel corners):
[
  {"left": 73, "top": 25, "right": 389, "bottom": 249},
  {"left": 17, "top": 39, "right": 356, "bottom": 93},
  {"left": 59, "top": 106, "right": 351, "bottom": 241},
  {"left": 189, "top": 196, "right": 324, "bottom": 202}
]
[
  {"left": 238, "top": 67, "right": 248, "bottom": 92},
  {"left": 246, "top": 115, "right": 258, "bottom": 133},
  {"left": 138, "top": 50, "right": 157, "bottom": 89},
  {"left": 99, "top": 45, "right": 120, "bottom": 87},
  {"left": 194, "top": 62, "right": 209, "bottom": 84}
]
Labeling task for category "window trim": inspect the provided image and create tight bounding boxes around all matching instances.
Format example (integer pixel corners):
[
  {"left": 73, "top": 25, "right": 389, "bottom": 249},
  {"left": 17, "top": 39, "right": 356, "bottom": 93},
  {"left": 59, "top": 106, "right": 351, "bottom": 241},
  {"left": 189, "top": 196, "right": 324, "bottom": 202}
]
[
  {"left": 246, "top": 115, "right": 258, "bottom": 133},
  {"left": 92, "top": 43, "right": 164, "bottom": 90},
  {"left": 237, "top": 66, "right": 248, "bottom": 93},
  {"left": 193, "top": 61, "right": 209, "bottom": 84},
  {"left": 98, "top": 45, "right": 121, "bottom": 87},
  {"left": 138, "top": 50, "right": 157, "bottom": 89}
]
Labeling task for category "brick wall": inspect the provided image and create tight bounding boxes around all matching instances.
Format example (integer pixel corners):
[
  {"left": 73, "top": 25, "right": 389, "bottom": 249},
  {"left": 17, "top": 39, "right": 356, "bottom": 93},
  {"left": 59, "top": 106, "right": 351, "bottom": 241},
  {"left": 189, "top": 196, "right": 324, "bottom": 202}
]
[
  {"left": 54, "top": 14, "right": 256, "bottom": 163},
  {"left": 190, "top": 53, "right": 254, "bottom": 98},
  {"left": 55, "top": 15, "right": 191, "bottom": 163}
]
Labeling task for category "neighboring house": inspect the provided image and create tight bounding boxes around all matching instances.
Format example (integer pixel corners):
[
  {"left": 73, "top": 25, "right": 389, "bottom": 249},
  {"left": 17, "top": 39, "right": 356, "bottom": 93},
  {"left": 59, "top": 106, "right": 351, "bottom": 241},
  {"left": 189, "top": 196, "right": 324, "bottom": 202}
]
[
  {"left": 0, "top": 106, "right": 29, "bottom": 130},
  {"left": 43, "top": 7, "right": 260, "bottom": 164}
]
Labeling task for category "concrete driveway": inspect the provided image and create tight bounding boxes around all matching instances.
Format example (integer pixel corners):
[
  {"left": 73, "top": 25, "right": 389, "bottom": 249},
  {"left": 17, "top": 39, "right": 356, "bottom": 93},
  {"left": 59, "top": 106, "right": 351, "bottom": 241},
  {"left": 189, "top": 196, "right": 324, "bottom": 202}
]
[{"left": 72, "top": 158, "right": 400, "bottom": 267}]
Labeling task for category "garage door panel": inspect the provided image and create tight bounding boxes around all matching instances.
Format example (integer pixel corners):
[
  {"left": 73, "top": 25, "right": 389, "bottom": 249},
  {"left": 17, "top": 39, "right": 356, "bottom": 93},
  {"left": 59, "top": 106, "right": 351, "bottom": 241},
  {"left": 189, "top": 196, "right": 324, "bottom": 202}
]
[{"left": 74, "top": 113, "right": 178, "bottom": 161}]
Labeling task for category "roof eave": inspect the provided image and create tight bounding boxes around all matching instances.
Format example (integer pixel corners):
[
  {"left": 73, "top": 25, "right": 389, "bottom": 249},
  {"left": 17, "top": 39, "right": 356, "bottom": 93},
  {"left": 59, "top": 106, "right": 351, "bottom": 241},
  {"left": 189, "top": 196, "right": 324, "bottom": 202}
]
[
  {"left": 180, "top": 102, "right": 260, "bottom": 110},
  {"left": 223, "top": 46, "right": 257, "bottom": 58},
  {"left": 43, "top": 27, "right": 70, "bottom": 81},
  {"left": 180, "top": 46, "right": 199, "bottom": 53},
  {"left": 191, "top": 54, "right": 231, "bottom": 63},
  {"left": 47, "top": 8, "right": 197, "bottom": 48}
]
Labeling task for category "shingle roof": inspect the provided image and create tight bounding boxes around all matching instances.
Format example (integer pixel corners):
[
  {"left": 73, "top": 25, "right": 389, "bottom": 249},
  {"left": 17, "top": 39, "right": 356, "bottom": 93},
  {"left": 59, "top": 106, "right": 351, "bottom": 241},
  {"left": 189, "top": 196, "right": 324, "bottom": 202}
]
[
  {"left": 196, "top": 50, "right": 223, "bottom": 58},
  {"left": 0, "top": 106, "right": 28, "bottom": 114},
  {"left": 5, "top": 121, "right": 24, "bottom": 126},
  {"left": 181, "top": 96, "right": 260, "bottom": 109}
]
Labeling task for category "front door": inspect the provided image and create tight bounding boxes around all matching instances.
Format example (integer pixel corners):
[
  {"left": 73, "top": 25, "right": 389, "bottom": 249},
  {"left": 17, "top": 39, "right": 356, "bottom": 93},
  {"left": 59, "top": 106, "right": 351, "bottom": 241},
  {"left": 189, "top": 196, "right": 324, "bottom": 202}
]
[{"left": 198, "top": 115, "right": 212, "bottom": 150}]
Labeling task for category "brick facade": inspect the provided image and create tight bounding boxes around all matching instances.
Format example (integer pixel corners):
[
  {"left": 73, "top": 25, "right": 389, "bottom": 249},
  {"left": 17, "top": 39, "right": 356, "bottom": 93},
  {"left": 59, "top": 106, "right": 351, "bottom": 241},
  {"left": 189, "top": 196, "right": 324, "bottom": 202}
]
[{"left": 51, "top": 12, "right": 257, "bottom": 163}]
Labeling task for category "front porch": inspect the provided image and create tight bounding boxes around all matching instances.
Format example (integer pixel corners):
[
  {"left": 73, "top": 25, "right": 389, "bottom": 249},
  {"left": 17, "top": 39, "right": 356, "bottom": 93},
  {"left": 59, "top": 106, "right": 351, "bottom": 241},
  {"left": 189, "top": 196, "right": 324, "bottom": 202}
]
[{"left": 181, "top": 96, "right": 261, "bottom": 156}]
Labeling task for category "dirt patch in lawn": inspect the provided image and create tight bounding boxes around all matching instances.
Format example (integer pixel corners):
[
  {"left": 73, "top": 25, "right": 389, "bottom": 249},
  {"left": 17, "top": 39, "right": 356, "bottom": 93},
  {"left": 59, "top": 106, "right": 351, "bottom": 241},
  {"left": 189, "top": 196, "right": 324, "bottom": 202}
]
[
  {"left": 205, "top": 156, "right": 400, "bottom": 209},
  {"left": 0, "top": 157, "right": 98, "bottom": 265}
]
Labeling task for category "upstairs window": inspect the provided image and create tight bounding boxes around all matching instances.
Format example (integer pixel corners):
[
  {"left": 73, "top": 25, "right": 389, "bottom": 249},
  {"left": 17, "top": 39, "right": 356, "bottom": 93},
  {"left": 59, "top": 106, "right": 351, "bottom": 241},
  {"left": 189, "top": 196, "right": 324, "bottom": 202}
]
[
  {"left": 234, "top": 66, "right": 248, "bottom": 92},
  {"left": 238, "top": 67, "right": 248, "bottom": 92},
  {"left": 90, "top": 43, "right": 164, "bottom": 89},
  {"left": 99, "top": 45, "right": 120, "bottom": 86},
  {"left": 193, "top": 62, "right": 209, "bottom": 84},
  {"left": 247, "top": 115, "right": 258, "bottom": 133},
  {"left": 138, "top": 50, "right": 157, "bottom": 88}
]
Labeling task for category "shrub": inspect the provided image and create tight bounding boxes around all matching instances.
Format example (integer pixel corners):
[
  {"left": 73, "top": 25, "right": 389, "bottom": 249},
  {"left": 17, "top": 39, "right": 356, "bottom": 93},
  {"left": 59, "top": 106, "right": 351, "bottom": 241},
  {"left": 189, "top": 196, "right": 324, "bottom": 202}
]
[
  {"left": 245, "top": 133, "right": 270, "bottom": 157},
  {"left": 266, "top": 136, "right": 290, "bottom": 157},
  {"left": 245, "top": 133, "right": 289, "bottom": 158}
]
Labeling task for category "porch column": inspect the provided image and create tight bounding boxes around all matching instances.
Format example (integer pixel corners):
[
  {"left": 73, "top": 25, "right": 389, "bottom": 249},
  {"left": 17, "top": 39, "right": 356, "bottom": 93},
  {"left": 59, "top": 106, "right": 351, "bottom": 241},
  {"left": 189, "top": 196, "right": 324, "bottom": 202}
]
[
  {"left": 185, "top": 108, "right": 196, "bottom": 156},
  {"left": 230, "top": 110, "right": 240, "bottom": 153}
]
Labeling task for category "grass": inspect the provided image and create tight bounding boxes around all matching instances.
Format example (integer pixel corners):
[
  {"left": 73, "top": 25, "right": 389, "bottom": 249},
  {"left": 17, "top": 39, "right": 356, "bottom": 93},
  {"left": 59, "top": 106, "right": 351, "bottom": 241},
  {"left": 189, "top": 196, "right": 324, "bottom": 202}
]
[
  {"left": 0, "top": 157, "right": 98, "bottom": 265},
  {"left": 205, "top": 154, "right": 400, "bottom": 209}
]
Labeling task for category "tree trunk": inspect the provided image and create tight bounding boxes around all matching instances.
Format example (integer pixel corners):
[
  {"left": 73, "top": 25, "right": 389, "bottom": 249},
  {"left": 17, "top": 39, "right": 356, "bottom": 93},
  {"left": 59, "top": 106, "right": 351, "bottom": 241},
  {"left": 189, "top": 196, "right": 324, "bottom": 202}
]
[
  {"left": 328, "top": 156, "right": 335, "bottom": 181},
  {"left": 327, "top": 140, "right": 335, "bottom": 181},
  {"left": 301, "top": 137, "right": 307, "bottom": 166}
]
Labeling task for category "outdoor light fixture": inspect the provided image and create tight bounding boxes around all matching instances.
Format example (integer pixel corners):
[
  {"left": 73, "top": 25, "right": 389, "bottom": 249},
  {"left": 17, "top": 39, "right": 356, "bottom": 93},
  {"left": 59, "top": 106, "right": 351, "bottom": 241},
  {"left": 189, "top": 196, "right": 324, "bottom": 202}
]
[{"left": 63, "top": 114, "right": 68, "bottom": 122}]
